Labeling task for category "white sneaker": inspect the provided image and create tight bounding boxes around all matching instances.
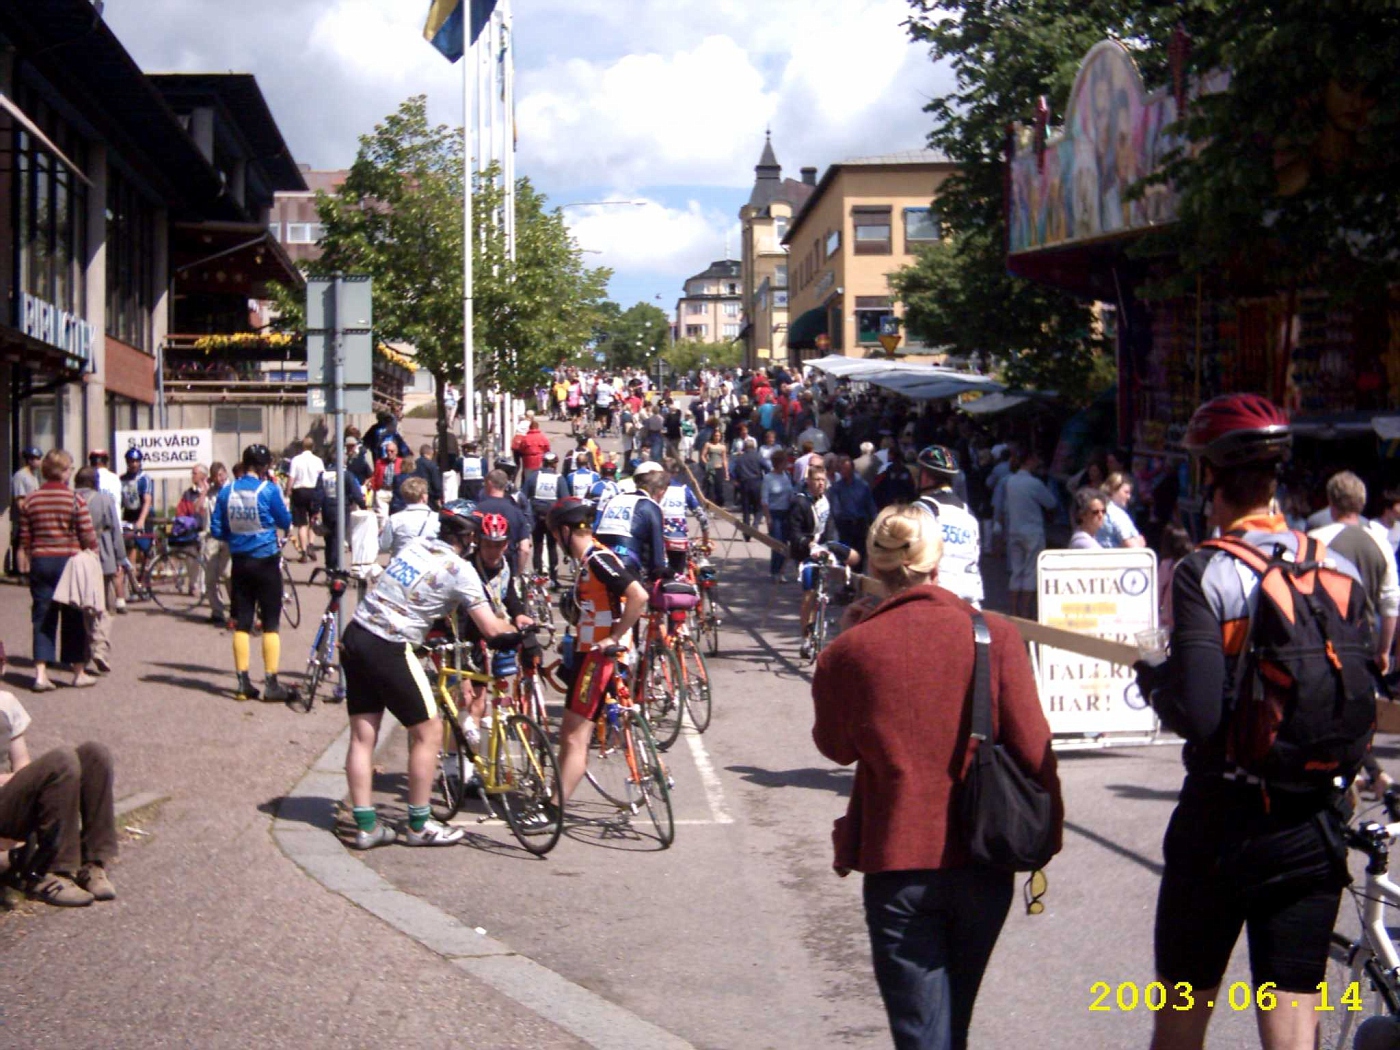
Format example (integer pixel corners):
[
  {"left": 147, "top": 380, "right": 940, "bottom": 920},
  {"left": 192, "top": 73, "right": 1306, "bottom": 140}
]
[{"left": 403, "top": 818, "right": 465, "bottom": 847}]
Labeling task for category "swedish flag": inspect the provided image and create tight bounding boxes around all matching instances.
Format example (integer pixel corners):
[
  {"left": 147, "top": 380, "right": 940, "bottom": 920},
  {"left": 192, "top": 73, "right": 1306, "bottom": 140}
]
[{"left": 424, "top": 0, "right": 497, "bottom": 63}]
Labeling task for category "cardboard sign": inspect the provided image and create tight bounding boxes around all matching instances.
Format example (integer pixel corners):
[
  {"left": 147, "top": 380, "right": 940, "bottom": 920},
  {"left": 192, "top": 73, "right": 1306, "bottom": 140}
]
[
  {"left": 1036, "top": 548, "right": 1158, "bottom": 738},
  {"left": 115, "top": 429, "right": 213, "bottom": 476}
]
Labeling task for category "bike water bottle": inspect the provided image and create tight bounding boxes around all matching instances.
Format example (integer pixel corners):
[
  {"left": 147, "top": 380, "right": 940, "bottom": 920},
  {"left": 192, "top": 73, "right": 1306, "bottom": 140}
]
[{"left": 560, "top": 631, "right": 576, "bottom": 671}]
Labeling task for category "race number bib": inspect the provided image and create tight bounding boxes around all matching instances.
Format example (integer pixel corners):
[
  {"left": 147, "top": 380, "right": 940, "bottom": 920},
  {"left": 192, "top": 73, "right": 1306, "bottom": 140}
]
[
  {"left": 227, "top": 482, "right": 267, "bottom": 536},
  {"left": 462, "top": 457, "right": 484, "bottom": 481},
  {"left": 596, "top": 493, "right": 638, "bottom": 538},
  {"left": 534, "top": 471, "right": 560, "bottom": 503},
  {"left": 381, "top": 541, "right": 439, "bottom": 591}
]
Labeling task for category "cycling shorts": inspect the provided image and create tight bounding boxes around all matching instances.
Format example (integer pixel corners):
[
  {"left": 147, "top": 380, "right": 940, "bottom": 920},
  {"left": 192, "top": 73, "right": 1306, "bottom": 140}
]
[
  {"left": 565, "top": 647, "right": 616, "bottom": 722},
  {"left": 1154, "top": 778, "right": 1347, "bottom": 991},
  {"left": 800, "top": 561, "right": 823, "bottom": 592},
  {"left": 340, "top": 621, "right": 438, "bottom": 727},
  {"left": 229, "top": 554, "right": 283, "bottom": 633}
]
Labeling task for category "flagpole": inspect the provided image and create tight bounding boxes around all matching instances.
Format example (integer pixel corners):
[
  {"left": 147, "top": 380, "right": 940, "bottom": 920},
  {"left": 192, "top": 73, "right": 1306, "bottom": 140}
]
[
  {"left": 502, "top": 0, "right": 518, "bottom": 440},
  {"left": 463, "top": 24, "right": 476, "bottom": 444}
]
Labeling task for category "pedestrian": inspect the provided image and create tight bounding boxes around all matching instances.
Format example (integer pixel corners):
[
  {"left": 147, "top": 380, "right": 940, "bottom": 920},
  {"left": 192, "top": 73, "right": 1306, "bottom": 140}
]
[
  {"left": 1156, "top": 523, "right": 1192, "bottom": 630},
  {"left": 997, "top": 450, "right": 1057, "bottom": 619},
  {"left": 18, "top": 450, "right": 99, "bottom": 691},
  {"left": 287, "top": 436, "right": 325, "bottom": 562},
  {"left": 732, "top": 437, "right": 768, "bottom": 531},
  {"left": 812, "top": 505, "right": 1062, "bottom": 1050},
  {"left": 701, "top": 430, "right": 729, "bottom": 506},
  {"left": 762, "top": 450, "right": 794, "bottom": 582},
  {"left": 830, "top": 455, "right": 878, "bottom": 572},
  {"left": 73, "top": 467, "right": 121, "bottom": 675},
  {"left": 1097, "top": 472, "right": 1146, "bottom": 548},
  {"left": 1068, "top": 487, "right": 1106, "bottom": 549},
  {"left": 379, "top": 477, "right": 440, "bottom": 558}
]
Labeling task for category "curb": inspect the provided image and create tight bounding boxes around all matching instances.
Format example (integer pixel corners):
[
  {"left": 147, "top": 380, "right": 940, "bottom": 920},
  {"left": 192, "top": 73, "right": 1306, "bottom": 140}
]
[{"left": 272, "top": 722, "right": 696, "bottom": 1050}]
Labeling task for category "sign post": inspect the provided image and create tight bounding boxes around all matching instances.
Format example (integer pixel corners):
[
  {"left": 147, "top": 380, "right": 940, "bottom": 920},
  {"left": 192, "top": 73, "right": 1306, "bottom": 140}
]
[
  {"left": 1035, "top": 548, "right": 1160, "bottom": 747},
  {"left": 876, "top": 315, "right": 902, "bottom": 358},
  {"left": 114, "top": 429, "right": 213, "bottom": 475}
]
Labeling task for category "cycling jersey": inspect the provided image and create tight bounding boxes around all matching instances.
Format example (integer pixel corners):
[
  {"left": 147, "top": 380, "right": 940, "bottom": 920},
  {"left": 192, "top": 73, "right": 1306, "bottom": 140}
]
[
  {"left": 565, "top": 468, "right": 600, "bottom": 499},
  {"left": 914, "top": 490, "right": 984, "bottom": 606},
  {"left": 211, "top": 476, "right": 292, "bottom": 558},
  {"left": 570, "top": 542, "right": 638, "bottom": 650},
  {"left": 588, "top": 478, "right": 621, "bottom": 510},
  {"left": 119, "top": 471, "right": 152, "bottom": 522},
  {"left": 658, "top": 482, "right": 709, "bottom": 552},
  {"left": 528, "top": 469, "right": 561, "bottom": 516},
  {"left": 594, "top": 491, "right": 667, "bottom": 580},
  {"left": 353, "top": 537, "right": 488, "bottom": 645}
]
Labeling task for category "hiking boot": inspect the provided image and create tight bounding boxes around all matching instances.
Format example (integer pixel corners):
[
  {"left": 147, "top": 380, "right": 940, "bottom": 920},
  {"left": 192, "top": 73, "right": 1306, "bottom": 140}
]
[
  {"left": 351, "top": 824, "right": 397, "bottom": 850},
  {"left": 262, "top": 675, "right": 293, "bottom": 704},
  {"left": 30, "top": 873, "right": 94, "bottom": 908},
  {"left": 75, "top": 863, "right": 116, "bottom": 901},
  {"left": 403, "top": 818, "right": 466, "bottom": 847},
  {"left": 234, "top": 672, "right": 260, "bottom": 702}
]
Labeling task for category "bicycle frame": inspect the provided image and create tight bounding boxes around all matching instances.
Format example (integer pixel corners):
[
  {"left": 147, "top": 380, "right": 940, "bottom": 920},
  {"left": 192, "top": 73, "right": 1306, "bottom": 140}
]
[{"left": 1350, "top": 820, "right": 1400, "bottom": 975}]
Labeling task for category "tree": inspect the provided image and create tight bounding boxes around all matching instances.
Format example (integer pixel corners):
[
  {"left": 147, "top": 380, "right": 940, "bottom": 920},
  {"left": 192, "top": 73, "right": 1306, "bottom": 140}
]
[
  {"left": 593, "top": 301, "right": 670, "bottom": 369},
  {"left": 663, "top": 338, "right": 740, "bottom": 379},
  {"left": 274, "top": 95, "right": 610, "bottom": 449}
]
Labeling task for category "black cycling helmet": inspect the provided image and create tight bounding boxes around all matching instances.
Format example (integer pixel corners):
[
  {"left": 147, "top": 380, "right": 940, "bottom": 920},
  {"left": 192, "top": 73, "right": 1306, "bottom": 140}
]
[
  {"left": 438, "top": 505, "right": 480, "bottom": 545},
  {"left": 916, "top": 444, "right": 959, "bottom": 478},
  {"left": 442, "top": 498, "right": 476, "bottom": 517},
  {"left": 546, "top": 496, "right": 594, "bottom": 533},
  {"left": 241, "top": 444, "right": 273, "bottom": 471}
]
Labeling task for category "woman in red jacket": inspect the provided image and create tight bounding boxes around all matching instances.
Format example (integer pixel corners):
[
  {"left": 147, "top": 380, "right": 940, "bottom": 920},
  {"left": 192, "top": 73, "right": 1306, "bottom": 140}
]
[{"left": 812, "top": 504, "right": 1063, "bottom": 1050}]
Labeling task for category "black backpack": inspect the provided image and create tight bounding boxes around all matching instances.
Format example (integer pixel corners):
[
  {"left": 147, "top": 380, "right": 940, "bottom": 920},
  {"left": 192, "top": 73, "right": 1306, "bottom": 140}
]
[{"left": 1204, "top": 532, "right": 1378, "bottom": 790}]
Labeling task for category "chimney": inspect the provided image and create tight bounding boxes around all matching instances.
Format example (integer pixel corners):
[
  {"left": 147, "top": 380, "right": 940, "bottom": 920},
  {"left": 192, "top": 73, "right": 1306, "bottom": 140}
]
[{"left": 801, "top": 167, "right": 817, "bottom": 185}]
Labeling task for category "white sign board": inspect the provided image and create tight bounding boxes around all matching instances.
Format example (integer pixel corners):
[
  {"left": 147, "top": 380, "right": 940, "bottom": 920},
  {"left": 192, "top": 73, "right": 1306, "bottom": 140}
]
[
  {"left": 1036, "top": 548, "right": 1158, "bottom": 738},
  {"left": 115, "top": 429, "right": 213, "bottom": 476}
]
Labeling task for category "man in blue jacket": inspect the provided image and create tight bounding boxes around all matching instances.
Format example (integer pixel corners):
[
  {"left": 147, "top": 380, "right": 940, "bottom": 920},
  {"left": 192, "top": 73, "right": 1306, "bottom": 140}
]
[{"left": 211, "top": 444, "right": 294, "bottom": 702}]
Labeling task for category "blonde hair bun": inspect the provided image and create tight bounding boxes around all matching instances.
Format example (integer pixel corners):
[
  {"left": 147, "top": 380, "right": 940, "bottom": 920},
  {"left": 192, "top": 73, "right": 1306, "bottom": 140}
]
[{"left": 866, "top": 504, "right": 943, "bottom": 585}]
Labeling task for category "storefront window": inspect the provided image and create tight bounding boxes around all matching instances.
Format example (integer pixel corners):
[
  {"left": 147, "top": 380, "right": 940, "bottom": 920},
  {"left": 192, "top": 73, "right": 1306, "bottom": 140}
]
[
  {"left": 12, "top": 89, "right": 89, "bottom": 323},
  {"left": 106, "top": 169, "right": 155, "bottom": 351}
]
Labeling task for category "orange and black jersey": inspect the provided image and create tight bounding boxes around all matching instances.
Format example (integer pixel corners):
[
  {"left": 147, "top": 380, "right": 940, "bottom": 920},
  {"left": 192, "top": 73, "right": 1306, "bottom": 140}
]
[{"left": 572, "top": 541, "right": 640, "bottom": 650}]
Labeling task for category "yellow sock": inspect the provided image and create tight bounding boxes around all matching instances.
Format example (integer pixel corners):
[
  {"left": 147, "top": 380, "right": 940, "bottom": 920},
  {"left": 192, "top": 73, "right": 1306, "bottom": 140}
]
[
  {"left": 262, "top": 632, "right": 280, "bottom": 676},
  {"left": 232, "top": 631, "right": 251, "bottom": 673}
]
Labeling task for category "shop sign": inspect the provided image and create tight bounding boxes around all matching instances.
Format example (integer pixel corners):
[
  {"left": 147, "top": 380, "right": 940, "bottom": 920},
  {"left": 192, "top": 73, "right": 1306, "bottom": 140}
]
[
  {"left": 1035, "top": 547, "right": 1158, "bottom": 738},
  {"left": 20, "top": 292, "right": 97, "bottom": 362},
  {"left": 115, "top": 428, "right": 213, "bottom": 476}
]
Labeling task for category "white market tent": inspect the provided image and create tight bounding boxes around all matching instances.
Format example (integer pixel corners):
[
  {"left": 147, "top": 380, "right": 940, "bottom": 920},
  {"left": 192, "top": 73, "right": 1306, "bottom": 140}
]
[{"left": 803, "top": 355, "right": 1004, "bottom": 402}]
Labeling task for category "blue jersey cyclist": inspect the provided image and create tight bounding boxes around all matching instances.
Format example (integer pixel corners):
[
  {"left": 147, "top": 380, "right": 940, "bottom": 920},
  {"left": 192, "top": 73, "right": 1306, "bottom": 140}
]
[
  {"left": 564, "top": 456, "right": 601, "bottom": 500},
  {"left": 593, "top": 460, "right": 668, "bottom": 582},
  {"left": 211, "top": 444, "right": 294, "bottom": 702},
  {"left": 658, "top": 459, "right": 711, "bottom": 574},
  {"left": 785, "top": 461, "right": 857, "bottom": 660},
  {"left": 588, "top": 461, "right": 622, "bottom": 510}
]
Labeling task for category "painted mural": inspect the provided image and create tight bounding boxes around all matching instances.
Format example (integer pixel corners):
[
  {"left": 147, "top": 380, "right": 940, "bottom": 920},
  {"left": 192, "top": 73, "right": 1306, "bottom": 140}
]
[{"left": 1008, "top": 40, "right": 1222, "bottom": 254}]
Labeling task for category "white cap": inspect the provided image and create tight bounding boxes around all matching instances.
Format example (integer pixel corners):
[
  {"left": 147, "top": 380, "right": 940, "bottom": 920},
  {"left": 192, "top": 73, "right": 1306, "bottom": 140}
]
[{"left": 633, "top": 460, "right": 665, "bottom": 476}]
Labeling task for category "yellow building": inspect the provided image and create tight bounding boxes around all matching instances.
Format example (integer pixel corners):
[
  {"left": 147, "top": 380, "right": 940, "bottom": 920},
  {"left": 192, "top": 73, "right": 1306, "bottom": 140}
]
[
  {"left": 783, "top": 150, "right": 956, "bottom": 364},
  {"left": 674, "top": 259, "right": 744, "bottom": 344},
  {"left": 738, "top": 134, "right": 815, "bottom": 368}
]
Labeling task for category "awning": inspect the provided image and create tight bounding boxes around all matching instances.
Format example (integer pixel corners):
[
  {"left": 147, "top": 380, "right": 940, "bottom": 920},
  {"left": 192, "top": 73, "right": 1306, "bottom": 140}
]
[
  {"left": 787, "top": 307, "right": 827, "bottom": 350},
  {"left": 804, "top": 355, "right": 1003, "bottom": 400},
  {"left": 961, "top": 390, "right": 1059, "bottom": 415},
  {"left": 171, "top": 221, "right": 304, "bottom": 296}
]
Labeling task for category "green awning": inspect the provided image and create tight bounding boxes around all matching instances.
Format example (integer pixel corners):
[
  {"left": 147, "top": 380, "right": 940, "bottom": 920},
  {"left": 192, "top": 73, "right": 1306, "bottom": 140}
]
[{"left": 786, "top": 307, "right": 827, "bottom": 350}]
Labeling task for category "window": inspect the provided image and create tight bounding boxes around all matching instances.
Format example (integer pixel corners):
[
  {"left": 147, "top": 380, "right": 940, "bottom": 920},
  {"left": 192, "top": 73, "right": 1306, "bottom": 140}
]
[
  {"left": 723, "top": 301, "right": 740, "bottom": 317},
  {"left": 775, "top": 263, "right": 788, "bottom": 288},
  {"left": 852, "top": 206, "right": 892, "bottom": 255},
  {"left": 13, "top": 93, "right": 89, "bottom": 322},
  {"left": 685, "top": 324, "right": 707, "bottom": 339},
  {"left": 727, "top": 282, "right": 738, "bottom": 294},
  {"left": 106, "top": 169, "right": 155, "bottom": 350},
  {"left": 267, "top": 219, "right": 281, "bottom": 240},
  {"left": 213, "top": 406, "right": 264, "bottom": 434},
  {"left": 285, "top": 223, "right": 326, "bottom": 244},
  {"left": 723, "top": 323, "right": 741, "bottom": 339},
  {"left": 774, "top": 216, "right": 788, "bottom": 243},
  {"left": 825, "top": 229, "right": 841, "bottom": 257},
  {"left": 904, "top": 207, "right": 940, "bottom": 246},
  {"left": 855, "top": 296, "right": 893, "bottom": 344},
  {"left": 687, "top": 301, "right": 706, "bottom": 315}
]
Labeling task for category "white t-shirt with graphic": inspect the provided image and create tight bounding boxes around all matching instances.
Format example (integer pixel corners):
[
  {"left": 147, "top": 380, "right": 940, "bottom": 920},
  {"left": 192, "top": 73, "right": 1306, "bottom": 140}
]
[{"left": 354, "top": 538, "right": 488, "bottom": 645}]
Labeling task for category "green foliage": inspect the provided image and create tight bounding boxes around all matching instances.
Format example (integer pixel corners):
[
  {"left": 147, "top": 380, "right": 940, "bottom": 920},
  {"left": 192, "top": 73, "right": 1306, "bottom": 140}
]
[
  {"left": 593, "top": 301, "right": 671, "bottom": 369},
  {"left": 663, "top": 338, "right": 740, "bottom": 378}
]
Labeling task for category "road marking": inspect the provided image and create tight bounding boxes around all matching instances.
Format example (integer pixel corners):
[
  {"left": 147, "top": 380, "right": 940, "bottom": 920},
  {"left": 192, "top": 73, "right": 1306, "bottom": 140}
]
[{"left": 683, "top": 728, "right": 734, "bottom": 824}]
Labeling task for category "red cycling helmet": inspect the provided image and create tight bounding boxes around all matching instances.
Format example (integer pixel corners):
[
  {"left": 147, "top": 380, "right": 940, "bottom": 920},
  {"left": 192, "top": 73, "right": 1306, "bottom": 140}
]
[
  {"left": 473, "top": 511, "right": 510, "bottom": 541},
  {"left": 1183, "top": 393, "right": 1292, "bottom": 468}
]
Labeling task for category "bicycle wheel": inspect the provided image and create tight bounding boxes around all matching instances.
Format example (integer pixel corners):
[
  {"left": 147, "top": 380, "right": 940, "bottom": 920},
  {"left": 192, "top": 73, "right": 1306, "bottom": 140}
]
[
  {"left": 302, "top": 621, "right": 333, "bottom": 712},
  {"left": 628, "top": 711, "right": 674, "bottom": 848},
  {"left": 496, "top": 714, "right": 563, "bottom": 855},
  {"left": 585, "top": 712, "right": 634, "bottom": 808},
  {"left": 639, "top": 642, "right": 685, "bottom": 752},
  {"left": 680, "top": 639, "right": 712, "bottom": 733},
  {"left": 702, "top": 591, "right": 720, "bottom": 657},
  {"left": 143, "top": 553, "right": 204, "bottom": 615},
  {"left": 1319, "top": 931, "right": 1400, "bottom": 1049},
  {"left": 280, "top": 562, "right": 301, "bottom": 628},
  {"left": 809, "top": 595, "right": 829, "bottom": 664},
  {"left": 431, "top": 712, "right": 472, "bottom": 822}
]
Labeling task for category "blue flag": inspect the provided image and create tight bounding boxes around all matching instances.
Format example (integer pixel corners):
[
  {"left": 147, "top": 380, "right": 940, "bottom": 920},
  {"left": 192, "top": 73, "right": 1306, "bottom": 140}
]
[{"left": 424, "top": 0, "right": 497, "bottom": 63}]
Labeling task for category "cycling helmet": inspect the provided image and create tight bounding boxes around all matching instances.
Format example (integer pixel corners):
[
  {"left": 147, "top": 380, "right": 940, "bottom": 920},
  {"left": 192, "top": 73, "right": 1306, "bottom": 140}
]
[
  {"left": 438, "top": 505, "right": 480, "bottom": 544},
  {"left": 442, "top": 498, "right": 476, "bottom": 516},
  {"left": 474, "top": 511, "right": 510, "bottom": 541},
  {"left": 543, "top": 451, "right": 559, "bottom": 465},
  {"left": 123, "top": 448, "right": 143, "bottom": 462},
  {"left": 546, "top": 496, "right": 594, "bottom": 533},
  {"left": 241, "top": 444, "right": 273, "bottom": 470},
  {"left": 600, "top": 461, "right": 618, "bottom": 477},
  {"left": 1183, "top": 393, "right": 1292, "bottom": 468},
  {"left": 88, "top": 449, "right": 110, "bottom": 464},
  {"left": 916, "top": 444, "right": 959, "bottom": 478},
  {"left": 494, "top": 457, "right": 516, "bottom": 474}
]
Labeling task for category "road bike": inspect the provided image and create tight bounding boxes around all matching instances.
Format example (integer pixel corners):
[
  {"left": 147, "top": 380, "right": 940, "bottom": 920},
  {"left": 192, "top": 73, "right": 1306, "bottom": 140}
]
[
  {"left": 138, "top": 524, "right": 209, "bottom": 614},
  {"left": 297, "top": 567, "right": 353, "bottom": 712},
  {"left": 804, "top": 548, "right": 848, "bottom": 665},
  {"left": 523, "top": 572, "right": 556, "bottom": 631},
  {"left": 689, "top": 540, "right": 720, "bottom": 657},
  {"left": 583, "top": 647, "right": 674, "bottom": 848},
  {"left": 1320, "top": 787, "right": 1400, "bottom": 1048},
  {"left": 421, "top": 626, "right": 563, "bottom": 855},
  {"left": 635, "top": 603, "right": 687, "bottom": 752}
]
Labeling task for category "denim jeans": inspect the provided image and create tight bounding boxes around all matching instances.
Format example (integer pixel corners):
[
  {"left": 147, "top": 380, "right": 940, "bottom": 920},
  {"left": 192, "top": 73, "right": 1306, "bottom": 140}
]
[
  {"left": 767, "top": 513, "right": 788, "bottom": 576},
  {"left": 29, "top": 554, "right": 86, "bottom": 665},
  {"left": 863, "top": 867, "right": 1014, "bottom": 1050}
]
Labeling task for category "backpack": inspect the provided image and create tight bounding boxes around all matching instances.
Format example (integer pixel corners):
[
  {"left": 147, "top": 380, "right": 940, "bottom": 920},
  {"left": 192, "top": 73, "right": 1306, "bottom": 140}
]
[{"left": 1204, "top": 532, "right": 1378, "bottom": 790}]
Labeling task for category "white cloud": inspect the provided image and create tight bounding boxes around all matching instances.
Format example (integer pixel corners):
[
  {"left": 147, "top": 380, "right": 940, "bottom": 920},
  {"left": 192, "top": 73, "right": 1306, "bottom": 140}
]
[{"left": 564, "top": 199, "right": 739, "bottom": 280}]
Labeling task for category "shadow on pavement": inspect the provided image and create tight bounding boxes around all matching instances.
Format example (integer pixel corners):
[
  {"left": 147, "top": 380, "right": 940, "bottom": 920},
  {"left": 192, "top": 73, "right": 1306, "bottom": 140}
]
[
  {"left": 560, "top": 797, "right": 670, "bottom": 852},
  {"left": 727, "top": 764, "right": 853, "bottom": 797},
  {"left": 1105, "top": 783, "right": 1180, "bottom": 802},
  {"left": 1063, "top": 819, "right": 1164, "bottom": 876},
  {"left": 140, "top": 672, "right": 228, "bottom": 697},
  {"left": 262, "top": 794, "right": 338, "bottom": 831}
]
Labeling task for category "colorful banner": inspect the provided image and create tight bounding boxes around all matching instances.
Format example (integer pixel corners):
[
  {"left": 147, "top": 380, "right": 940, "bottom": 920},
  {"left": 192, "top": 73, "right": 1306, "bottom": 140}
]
[{"left": 423, "top": 0, "right": 497, "bottom": 63}]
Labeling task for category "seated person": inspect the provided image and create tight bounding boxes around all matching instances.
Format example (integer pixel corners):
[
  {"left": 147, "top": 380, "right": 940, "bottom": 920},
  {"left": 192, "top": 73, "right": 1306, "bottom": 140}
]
[{"left": 0, "top": 691, "right": 117, "bottom": 907}]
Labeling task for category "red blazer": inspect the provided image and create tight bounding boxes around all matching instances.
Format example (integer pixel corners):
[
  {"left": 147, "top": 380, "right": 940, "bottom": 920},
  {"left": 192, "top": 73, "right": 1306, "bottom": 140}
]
[{"left": 812, "top": 584, "right": 1063, "bottom": 874}]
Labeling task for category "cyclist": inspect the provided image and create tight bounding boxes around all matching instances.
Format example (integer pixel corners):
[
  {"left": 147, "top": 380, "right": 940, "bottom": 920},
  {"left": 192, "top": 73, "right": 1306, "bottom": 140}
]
[
  {"left": 459, "top": 439, "right": 488, "bottom": 502},
  {"left": 119, "top": 447, "right": 154, "bottom": 573},
  {"left": 1135, "top": 394, "right": 1368, "bottom": 1050},
  {"left": 594, "top": 460, "right": 668, "bottom": 584},
  {"left": 659, "top": 458, "right": 711, "bottom": 575},
  {"left": 545, "top": 497, "right": 649, "bottom": 808},
  {"left": 589, "top": 461, "right": 622, "bottom": 511},
  {"left": 210, "top": 444, "right": 294, "bottom": 702},
  {"left": 912, "top": 445, "right": 984, "bottom": 607},
  {"left": 787, "top": 462, "right": 857, "bottom": 660},
  {"left": 564, "top": 453, "right": 600, "bottom": 501},
  {"left": 526, "top": 451, "right": 563, "bottom": 587},
  {"left": 341, "top": 508, "right": 517, "bottom": 848}
]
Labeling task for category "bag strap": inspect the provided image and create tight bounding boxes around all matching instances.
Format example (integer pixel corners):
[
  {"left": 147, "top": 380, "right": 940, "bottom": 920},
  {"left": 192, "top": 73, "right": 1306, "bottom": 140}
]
[
  {"left": 969, "top": 611, "right": 993, "bottom": 744},
  {"left": 1201, "top": 534, "right": 1273, "bottom": 576}
]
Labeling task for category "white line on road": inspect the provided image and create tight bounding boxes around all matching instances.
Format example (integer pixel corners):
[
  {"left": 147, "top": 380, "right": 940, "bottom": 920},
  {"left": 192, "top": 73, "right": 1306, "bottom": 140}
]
[{"left": 683, "top": 728, "right": 734, "bottom": 824}]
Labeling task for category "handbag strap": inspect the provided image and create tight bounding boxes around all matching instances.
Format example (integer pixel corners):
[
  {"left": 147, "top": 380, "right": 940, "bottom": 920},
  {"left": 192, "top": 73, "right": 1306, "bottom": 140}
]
[{"left": 969, "top": 611, "right": 993, "bottom": 743}]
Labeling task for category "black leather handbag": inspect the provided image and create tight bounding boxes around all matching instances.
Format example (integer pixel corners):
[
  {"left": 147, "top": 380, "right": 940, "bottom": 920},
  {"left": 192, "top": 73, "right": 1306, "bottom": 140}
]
[{"left": 956, "top": 613, "right": 1057, "bottom": 872}]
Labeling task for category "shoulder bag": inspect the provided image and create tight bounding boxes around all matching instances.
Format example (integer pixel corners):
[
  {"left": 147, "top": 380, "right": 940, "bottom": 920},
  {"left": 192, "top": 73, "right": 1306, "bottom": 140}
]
[{"left": 956, "top": 612, "right": 1057, "bottom": 871}]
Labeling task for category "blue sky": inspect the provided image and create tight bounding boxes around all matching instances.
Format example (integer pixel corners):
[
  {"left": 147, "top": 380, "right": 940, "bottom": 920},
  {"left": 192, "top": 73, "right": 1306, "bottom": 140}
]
[{"left": 107, "top": 0, "right": 951, "bottom": 317}]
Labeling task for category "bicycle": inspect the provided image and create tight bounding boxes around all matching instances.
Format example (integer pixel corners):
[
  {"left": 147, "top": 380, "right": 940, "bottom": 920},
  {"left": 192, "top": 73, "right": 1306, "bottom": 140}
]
[
  {"left": 583, "top": 647, "right": 674, "bottom": 848},
  {"left": 804, "top": 547, "right": 848, "bottom": 665},
  {"left": 140, "top": 524, "right": 208, "bottom": 615},
  {"left": 689, "top": 540, "right": 721, "bottom": 658},
  {"left": 635, "top": 601, "right": 687, "bottom": 752},
  {"left": 523, "top": 573, "right": 557, "bottom": 632},
  {"left": 298, "top": 567, "right": 353, "bottom": 712},
  {"left": 421, "top": 626, "right": 563, "bottom": 855},
  {"left": 1320, "top": 787, "right": 1400, "bottom": 1048}
]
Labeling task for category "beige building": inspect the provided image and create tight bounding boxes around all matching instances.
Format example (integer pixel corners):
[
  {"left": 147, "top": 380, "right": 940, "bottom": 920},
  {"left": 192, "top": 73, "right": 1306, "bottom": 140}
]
[
  {"left": 783, "top": 150, "right": 956, "bottom": 363},
  {"left": 674, "top": 259, "right": 743, "bottom": 344},
  {"left": 738, "top": 134, "right": 815, "bottom": 368}
]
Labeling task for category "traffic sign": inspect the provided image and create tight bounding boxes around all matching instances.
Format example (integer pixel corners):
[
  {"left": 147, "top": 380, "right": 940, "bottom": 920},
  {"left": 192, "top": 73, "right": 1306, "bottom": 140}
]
[
  {"left": 306, "top": 275, "right": 373, "bottom": 415},
  {"left": 877, "top": 315, "right": 901, "bottom": 356},
  {"left": 877, "top": 333, "right": 902, "bottom": 355}
]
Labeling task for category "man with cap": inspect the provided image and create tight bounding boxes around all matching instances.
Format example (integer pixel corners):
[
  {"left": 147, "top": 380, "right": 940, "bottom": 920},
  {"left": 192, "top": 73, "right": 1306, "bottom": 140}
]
[
  {"left": 119, "top": 448, "right": 155, "bottom": 580},
  {"left": 458, "top": 438, "right": 489, "bottom": 501},
  {"left": 594, "top": 460, "right": 669, "bottom": 583},
  {"left": 912, "top": 445, "right": 984, "bottom": 607},
  {"left": 8, "top": 447, "right": 42, "bottom": 575}
]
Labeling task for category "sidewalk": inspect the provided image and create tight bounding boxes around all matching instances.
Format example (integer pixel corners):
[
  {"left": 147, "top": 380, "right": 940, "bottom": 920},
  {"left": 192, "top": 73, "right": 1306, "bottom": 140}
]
[{"left": 0, "top": 568, "right": 585, "bottom": 1049}]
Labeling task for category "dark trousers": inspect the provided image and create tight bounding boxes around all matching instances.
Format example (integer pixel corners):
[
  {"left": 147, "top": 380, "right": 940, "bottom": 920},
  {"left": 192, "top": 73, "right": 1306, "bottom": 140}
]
[
  {"left": 767, "top": 513, "right": 788, "bottom": 576},
  {"left": 29, "top": 554, "right": 86, "bottom": 665},
  {"left": 532, "top": 516, "right": 558, "bottom": 581},
  {"left": 739, "top": 481, "right": 763, "bottom": 529},
  {"left": 863, "top": 867, "right": 1014, "bottom": 1050},
  {"left": 837, "top": 517, "right": 871, "bottom": 571},
  {"left": 704, "top": 468, "right": 726, "bottom": 506},
  {"left": 0, "top": 743, "right": 118, "bottom": 874}
]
